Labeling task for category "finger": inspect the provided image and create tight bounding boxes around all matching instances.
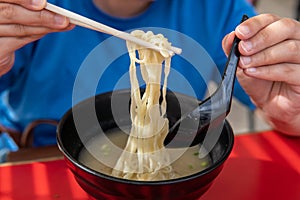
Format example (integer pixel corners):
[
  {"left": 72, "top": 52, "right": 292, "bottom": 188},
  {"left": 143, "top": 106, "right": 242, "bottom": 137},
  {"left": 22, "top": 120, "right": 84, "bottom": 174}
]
[
  {"left": 0, "top": 0, "right": 46, "bottom": 10},
  {"left": 236, "top": 67, "right": 273, "bottom": 107},
  {"left": 0, "top": 3, "right": 69, "bottom": 28},
  {"left": 222, "top": 31, "right": 235, "bottom": 56},
  {"left": 0, "top": 23, "right": 74, "bottom": 37},
  {"left": 235, "top": 14, "right": 280, "bottom": 39},
  {"left": 0, "top": 53, "right": 14, "bottom": 75},
  {"left": 243, "top": 63, "right": 300, "bottom": 85},
  {"left": 239, "top": 39, "right": 300, "bottom": 68},
  {"left": 238, "top": 17, "right": 300, "bottom": 56},
  {"left": 0, "top": 35, "right": 45, "bottom": 54}
]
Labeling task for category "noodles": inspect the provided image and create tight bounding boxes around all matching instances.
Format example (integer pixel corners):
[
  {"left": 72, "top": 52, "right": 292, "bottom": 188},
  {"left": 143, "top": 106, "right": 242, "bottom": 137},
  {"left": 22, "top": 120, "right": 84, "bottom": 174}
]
[{"left": 111, "top": 30, "right": 177, "bottom": 181}]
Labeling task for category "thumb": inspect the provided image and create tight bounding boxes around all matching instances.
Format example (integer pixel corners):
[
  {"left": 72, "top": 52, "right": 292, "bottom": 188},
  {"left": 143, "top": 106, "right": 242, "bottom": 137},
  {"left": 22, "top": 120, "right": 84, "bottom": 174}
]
[{"left": 222, "top": 31, "right": 235, "bottom": 56}]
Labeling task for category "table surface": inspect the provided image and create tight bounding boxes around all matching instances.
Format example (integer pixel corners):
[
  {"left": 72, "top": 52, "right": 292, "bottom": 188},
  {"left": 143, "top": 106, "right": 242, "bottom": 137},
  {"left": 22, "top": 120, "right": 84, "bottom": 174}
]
[{"left": 1, "top": 130, "right": 300, "bottom": 200}]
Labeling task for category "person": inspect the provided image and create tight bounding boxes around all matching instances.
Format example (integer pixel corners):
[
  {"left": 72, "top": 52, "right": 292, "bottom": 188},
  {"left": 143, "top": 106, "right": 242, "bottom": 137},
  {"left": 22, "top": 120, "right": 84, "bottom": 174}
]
[
  {"left": 222, "top": 14, "right": 300, "bottom": 136},
  {"left": 0, "top": 0, "right": 258, "bottom": 150},
  {"left": 0, "top": 0, "right": 297, "bottom": 158}
]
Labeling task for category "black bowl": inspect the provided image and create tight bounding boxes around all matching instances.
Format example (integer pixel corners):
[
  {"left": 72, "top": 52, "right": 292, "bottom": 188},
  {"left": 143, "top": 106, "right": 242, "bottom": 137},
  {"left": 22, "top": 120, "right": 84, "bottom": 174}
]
[{"left": 57, "top": 90, "right": 234, "bottom": 200}]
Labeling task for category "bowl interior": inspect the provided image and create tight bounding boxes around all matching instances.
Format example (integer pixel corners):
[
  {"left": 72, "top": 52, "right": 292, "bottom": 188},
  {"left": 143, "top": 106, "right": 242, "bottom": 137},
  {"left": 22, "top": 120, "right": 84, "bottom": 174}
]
[{"left": 57, "top": 90, "right": 234, "bottom": 199}]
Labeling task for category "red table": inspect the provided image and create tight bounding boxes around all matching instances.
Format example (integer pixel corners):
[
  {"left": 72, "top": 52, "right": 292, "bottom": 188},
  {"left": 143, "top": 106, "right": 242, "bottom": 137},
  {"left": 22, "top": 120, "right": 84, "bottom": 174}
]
[{"left": 1, "top": 130, "right": 300, "bottom": 200}]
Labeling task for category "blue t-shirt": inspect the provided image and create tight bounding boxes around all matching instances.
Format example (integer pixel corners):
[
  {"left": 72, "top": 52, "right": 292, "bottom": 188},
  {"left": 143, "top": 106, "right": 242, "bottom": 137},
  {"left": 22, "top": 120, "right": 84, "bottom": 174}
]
[{"left": 0, "top": 0, "right": 256, "bottom": 146}]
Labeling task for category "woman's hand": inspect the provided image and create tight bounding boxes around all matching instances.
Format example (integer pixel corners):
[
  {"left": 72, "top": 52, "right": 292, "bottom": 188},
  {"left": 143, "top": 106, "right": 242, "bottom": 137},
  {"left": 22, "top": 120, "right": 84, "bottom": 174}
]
[
  {"left": 0, "top": 0, "right": 73, "bottom": 75},
  {"left": 222, "top": 14, "right": 300, "bottom": 136}
]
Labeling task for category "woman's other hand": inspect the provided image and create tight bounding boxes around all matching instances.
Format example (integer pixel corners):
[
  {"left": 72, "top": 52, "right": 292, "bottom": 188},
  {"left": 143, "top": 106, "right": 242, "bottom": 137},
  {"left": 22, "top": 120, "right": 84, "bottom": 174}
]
[{"left": 222, "top": 14, "right": 300, "bottom": 136}]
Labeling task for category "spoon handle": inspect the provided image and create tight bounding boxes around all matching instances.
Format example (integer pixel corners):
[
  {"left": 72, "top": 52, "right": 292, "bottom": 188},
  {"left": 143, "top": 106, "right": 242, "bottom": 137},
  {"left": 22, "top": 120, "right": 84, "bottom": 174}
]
[
  {"left": 222, "top": 14, "right": 249, "bottom": 113},
  {"left": 166, "top": 15, "right": 249, "bottom": 147}
]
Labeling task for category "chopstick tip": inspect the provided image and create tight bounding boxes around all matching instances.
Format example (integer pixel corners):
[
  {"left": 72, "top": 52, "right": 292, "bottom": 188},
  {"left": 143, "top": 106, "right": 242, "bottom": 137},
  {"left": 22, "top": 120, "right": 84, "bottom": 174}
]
[{"left": 171, "top": 46, "right": 182, "bottom": 55}]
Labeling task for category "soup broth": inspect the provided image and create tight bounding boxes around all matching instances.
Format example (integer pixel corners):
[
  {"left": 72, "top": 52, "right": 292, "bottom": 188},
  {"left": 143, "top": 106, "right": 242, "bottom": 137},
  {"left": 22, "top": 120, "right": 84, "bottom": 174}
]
[{"left": 78, "top": 127, "right": 212, "bottom": 180}]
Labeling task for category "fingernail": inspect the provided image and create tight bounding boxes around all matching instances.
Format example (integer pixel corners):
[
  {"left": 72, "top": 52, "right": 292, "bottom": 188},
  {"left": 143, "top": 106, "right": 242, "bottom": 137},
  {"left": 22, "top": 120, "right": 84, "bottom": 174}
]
[
  {"left": 241, "top": 41, "right": 253, "bottom": 52},
  {"left": 246, "top": 68, "right": 257, "bottom": 73},
  {"left": 54, "top": 14, "right": 67, "bottom": 25},
  {"left": 237, "top": 25, "right": 250, "bottom": 36},
  {"left": 240, "top": 56, "right": 251, "bottom": 66},
  {"left": 31, "top": 0, "right": 44, "bottom": 7}
]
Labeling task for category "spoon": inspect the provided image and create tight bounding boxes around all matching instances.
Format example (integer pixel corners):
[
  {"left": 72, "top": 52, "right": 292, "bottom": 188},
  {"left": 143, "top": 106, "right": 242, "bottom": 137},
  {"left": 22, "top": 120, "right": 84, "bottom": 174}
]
[{"left": 166, "top": 15, "right": 249, "bottom": 147}]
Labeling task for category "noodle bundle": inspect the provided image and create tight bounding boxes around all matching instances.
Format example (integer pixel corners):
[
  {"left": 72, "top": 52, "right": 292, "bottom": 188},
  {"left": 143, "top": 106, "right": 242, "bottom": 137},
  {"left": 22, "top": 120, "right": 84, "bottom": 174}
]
[{"left": 111, "top": 30, "right": 177, "bottom": 181}]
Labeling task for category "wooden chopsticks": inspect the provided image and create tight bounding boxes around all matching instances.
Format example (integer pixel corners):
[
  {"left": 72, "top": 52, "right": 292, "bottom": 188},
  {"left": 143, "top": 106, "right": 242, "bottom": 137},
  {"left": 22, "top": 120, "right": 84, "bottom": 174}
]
[{"left": 45, "top": 3, "right": 182, "bottom": 56}]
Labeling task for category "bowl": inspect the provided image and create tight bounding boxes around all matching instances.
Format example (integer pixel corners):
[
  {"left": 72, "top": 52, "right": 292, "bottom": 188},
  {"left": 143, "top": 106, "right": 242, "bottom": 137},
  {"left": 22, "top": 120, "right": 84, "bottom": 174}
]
[{"left": 57, "top": 90, "right": 234, "bottom": 200}]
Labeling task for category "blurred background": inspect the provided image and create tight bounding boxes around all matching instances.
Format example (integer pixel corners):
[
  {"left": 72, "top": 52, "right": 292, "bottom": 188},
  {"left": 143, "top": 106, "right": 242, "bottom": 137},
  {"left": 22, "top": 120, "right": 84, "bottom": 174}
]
[
  {"left": 227, "top": 0, "right": 300, "bottom": 134},
  {"left": 256, "top": 0, "right": 299, "bottom": 18}
]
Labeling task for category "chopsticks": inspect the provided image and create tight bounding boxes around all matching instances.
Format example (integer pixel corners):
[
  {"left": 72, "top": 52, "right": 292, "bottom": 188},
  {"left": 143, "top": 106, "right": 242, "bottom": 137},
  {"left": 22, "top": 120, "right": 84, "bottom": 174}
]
[{"left": 45, "top": 3, "right": 182, "bottom": 56}]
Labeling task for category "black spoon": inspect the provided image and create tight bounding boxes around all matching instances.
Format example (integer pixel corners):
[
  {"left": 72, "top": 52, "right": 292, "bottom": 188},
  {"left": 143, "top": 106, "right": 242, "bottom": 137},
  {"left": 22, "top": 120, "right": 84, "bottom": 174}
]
[{"left": 165, "top": 15, "right": 249, "bottom": 147}]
